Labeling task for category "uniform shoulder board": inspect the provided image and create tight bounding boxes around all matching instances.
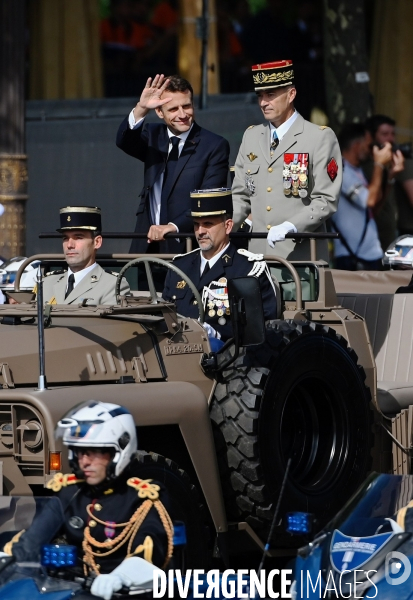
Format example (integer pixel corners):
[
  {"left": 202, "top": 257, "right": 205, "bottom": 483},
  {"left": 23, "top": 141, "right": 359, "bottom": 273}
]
[
  {"left": 172, "top": 248, "right": 200, "bottom": 261},
  {"left": 46, "top": 472, "right": 83, "bottom": 493},
  {"left": 319, "top": 126, "right": 330, "bottom": 130},
  {"left": 105, "top": 270, "right": 118, "bottom": 277},
  {"left": 247, "top": 125, "right": 255, "bottom": 130},
  {"left": 237, "top": 248, "right": 264, "bottom": 262},
  {"left": 45, "top": 269, "right": 66, "bottom": 277},
  {"left": 127, "top": 476, "right": 160, "bottom": 500}
]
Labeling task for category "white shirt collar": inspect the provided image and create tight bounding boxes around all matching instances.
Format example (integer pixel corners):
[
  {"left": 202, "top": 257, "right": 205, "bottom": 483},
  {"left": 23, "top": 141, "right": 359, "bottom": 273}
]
[
  {"left": 200, "top": 243, "right": 230, "bottom": 274},
  {"left": 67, "top": 262, "right": 97, "bottom": 287},
  {"left": 167, "top": 124, "right": 193, "bottom": 144},
  {"left": 270, "top": 110, "right": 298, "bottom": 141}
]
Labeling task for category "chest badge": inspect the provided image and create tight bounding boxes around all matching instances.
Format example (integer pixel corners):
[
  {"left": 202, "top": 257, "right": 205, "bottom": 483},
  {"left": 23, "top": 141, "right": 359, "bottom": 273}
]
[
  {"left": 247, "top": 152, "right": 258, "bottom": 162},
  {"left": 176, "top": 280, "right": 187, "bottom": 289}
]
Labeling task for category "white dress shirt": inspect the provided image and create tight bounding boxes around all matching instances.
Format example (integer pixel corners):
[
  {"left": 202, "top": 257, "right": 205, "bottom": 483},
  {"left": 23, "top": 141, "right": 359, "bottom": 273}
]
[
  {"left": 199, "top": 243, "right": 230, "bottom": 276},
  {"left": 269, "top": 110, "right": 298, "bottom": 142},
  {"left": 128, "top": 111, "right": 193, "bottom": 230},
  {"left": 66, "top": 263, "right": 97, "bottom": 292}
]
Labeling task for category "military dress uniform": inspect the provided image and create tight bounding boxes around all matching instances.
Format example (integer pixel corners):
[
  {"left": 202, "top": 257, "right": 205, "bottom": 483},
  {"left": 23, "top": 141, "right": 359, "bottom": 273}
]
[
  {"left": 40, "top": 206, "right": 129, "bottom": 305},
  {"left": 232, "top": 60, "right": 343, "bottom": 261},
  {"left": 5, "top": 469, "right": 172, "bottom": 575},
  {"left": 162, "top": 189, "right": 277, "bottom": 341},
  {"left": 43, "top": 264, "right": 129, "bottom": 306}
]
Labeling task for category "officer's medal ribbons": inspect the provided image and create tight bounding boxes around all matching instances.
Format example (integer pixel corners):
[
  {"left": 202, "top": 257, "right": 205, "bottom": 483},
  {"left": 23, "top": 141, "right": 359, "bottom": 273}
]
[
  {"left": 202, "top": 278, "right": 229, "bottom": 325},
  {"left": 283, "top": 153, "right": 309, "bottom": 198}
]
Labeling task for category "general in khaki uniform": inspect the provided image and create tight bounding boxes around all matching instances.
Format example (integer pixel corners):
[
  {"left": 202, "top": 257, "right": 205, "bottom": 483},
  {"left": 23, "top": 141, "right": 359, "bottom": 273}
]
[
  {"left": 232, "top": 60, "right": 343, "bottom": 261},
  {"left": 42, "top": 206, "right": 130, "bottom": 305}
]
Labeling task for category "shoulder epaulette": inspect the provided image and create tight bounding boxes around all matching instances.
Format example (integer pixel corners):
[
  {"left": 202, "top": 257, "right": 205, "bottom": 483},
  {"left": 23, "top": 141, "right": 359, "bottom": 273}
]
[
  {"left": 237, "top": 248, "right": 264, "bottom": 262},
  {"left": 172, "top": 248, "right": 201, "bottom": 261},
  {"left": 45, "top": 269, "right": 66, "bottom": 277},
  {"left": 247, "top": 125, "right": 255, "bottom": 130},
  {"left": 46, "top": 472, "right": 84, "bottom": 493},
  {"left": 319, "top": 126, "right": 330, "bottom": 130},
  {"left": 127, "top": 477, "right": 160, "bottom": 500}
]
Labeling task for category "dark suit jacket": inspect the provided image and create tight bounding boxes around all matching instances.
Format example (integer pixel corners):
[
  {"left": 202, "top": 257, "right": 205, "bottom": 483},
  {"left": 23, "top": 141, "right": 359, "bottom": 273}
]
[
  {"left": 162, "top": 243, "right": 277, "bottom": 340},
  {"left": 116, "top": 118, "right": 230, "bottom": 253}
]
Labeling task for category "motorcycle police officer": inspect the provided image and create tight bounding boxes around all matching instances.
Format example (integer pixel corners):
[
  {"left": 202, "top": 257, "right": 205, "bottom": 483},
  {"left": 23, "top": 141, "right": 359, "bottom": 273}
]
[{"left": 2, "top": 401, "right": 173, "bottom": 600}]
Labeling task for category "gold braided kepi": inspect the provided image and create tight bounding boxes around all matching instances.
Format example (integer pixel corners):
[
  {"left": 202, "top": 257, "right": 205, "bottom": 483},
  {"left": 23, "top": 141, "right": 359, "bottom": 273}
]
[
  {"left": 57, "top": 206, "right": 102, "bottom": 232},
  {"left": 252, "top": 59, "right": 294, "bottom": 91},
  {"left": 190, "top": 188, "right": 233, "bottom": 217}
]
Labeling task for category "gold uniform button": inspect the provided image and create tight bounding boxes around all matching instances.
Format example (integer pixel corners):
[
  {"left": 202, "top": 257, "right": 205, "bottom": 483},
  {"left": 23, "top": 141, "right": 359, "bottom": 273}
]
[
  {"left": 193, "top": 300, "right": 198, "bottom": 305},
  {"left": 268, "top": 167, "right": 273, "bottom": 173},
  {"left": 267, "top": 187, "right": 272, "bottom": 192},
  {"left": 89, "top": 520, "right": 97, "bottom": 528},
  {"left": 247, "top": 169, "right": 251, "bottom": 174},
  {"left": 266, "top": 206, "right": 271, "bottom": 211},
  {"left": 267, "top": 225, "right": 272, "bottom": 230},
  {"left": 94, "top": 503, "right": 102, "bottom": 511}
]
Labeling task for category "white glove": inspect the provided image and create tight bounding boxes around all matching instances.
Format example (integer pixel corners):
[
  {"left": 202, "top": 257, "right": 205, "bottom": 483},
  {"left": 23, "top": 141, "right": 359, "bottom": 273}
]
[
  {"left": 267, "top": 221, "right": 297, "bottom": 248},
  {"left": 91, "top": 557, "right": 162, "bottom": 600},
  {"left": 201, "top": 321, "right": 221, "bottom": 339}
]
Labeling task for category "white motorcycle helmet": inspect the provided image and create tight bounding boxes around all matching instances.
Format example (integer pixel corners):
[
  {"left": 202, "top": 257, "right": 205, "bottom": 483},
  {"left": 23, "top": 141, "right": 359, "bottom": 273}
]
[
  {"left": 384, "top": 235, "right": 413, "bottom": 269},
  {"left": 0, "top": 257, "right": 40, "bottom": 291},
  {"left": 58, "top": 401, "right": 137, "bottom": 480}
]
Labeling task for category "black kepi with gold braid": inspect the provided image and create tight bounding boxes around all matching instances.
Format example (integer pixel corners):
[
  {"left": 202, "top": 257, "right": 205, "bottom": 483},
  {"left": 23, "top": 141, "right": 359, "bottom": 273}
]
[
  {"left": 252, "top": 59, "right": 294, "bottom": 91},
  {"left": 190, "top": 188, "right": 233, "bottom": 217},
  {"left": 57, "top": 206, "right": 102, "bottom": 232}
]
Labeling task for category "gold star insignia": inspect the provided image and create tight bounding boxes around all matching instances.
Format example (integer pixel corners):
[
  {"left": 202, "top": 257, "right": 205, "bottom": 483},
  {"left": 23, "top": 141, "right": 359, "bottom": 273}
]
[{"left": 247, "top": 153, "right": 258, "bottom": 162}]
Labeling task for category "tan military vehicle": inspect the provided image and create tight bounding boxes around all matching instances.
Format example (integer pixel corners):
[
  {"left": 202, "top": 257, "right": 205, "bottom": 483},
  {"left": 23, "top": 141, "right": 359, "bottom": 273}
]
[{"left": 0, "top": 248, "right": 411, "bottom": 564}]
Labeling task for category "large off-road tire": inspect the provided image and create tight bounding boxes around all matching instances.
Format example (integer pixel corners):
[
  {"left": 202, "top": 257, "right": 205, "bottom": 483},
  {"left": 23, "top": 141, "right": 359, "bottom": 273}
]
[
  {"left": 210, "top": 320, "right": 373, "bottom": 539},
  {"left": 133, "top": 451, "right": 211, "bottom": 568}
]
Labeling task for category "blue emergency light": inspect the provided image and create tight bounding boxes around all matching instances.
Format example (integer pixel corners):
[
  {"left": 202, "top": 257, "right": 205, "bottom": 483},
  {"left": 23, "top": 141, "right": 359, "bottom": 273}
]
[
  {"left": 286, "top": 512, "right": 313, "bottom": 535},
  {"left": 173, "top": 521, "right": 187, "bottom": 546},
  {"left": 41, "top": 544, "right": 77, "bottom": 568}
]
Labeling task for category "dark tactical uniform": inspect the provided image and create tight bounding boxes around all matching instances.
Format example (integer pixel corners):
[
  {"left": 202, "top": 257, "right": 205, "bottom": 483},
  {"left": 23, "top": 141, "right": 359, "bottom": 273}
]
[
  {"left": 163, "top": 242, "right": 277, "bottom": 340},
  {"left": 6, "top": 468, "right": 171, "bottom": 574}
]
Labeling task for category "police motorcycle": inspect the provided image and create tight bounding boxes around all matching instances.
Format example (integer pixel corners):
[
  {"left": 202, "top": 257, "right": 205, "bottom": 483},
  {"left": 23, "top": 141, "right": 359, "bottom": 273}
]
[
  {"left": 0, "top": 496, "right": 167, "bottom": 600},
  {"left": 290, "top": 473, "right": 413, "bottom": 599}
]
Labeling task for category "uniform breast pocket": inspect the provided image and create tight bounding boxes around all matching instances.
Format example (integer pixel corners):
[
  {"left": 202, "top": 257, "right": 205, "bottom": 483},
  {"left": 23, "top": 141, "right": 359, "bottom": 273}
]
[{"left": 244, "top": 165, "right": 259, "bottom": 196}]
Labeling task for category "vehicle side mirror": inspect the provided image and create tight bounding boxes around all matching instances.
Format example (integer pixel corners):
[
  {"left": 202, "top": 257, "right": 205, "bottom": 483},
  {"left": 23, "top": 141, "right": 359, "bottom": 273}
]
[{"left": 228, "top": 276, "right": 265, "bottom": 347}]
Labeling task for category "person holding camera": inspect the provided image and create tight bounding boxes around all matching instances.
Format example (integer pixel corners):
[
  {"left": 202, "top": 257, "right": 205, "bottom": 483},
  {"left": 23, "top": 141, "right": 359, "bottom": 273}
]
[
  {"left": 364, "top": 115, "right": 406, "bottom": 251},
  {"left": 331, "top": 123, "right": 392, "bottom": 271}
]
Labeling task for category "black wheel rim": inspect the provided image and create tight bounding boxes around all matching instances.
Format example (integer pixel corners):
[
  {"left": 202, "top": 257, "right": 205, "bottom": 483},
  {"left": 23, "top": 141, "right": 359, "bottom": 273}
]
[{"left": 274, "top": 373, "right": 349, "bottom": 494}]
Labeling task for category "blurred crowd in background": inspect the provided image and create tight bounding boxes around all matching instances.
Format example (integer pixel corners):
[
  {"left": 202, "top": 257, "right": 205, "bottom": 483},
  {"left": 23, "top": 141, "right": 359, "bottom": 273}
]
[{"left": 99, "top": 0, "right": 324, "bottom": 119}]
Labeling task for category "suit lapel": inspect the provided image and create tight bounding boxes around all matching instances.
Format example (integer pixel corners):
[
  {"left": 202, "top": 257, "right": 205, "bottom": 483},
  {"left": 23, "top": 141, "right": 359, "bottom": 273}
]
[
  {"left": 152, "top": 127, "right": 170, "bottom": 185},
  {"left": 65, "top": 264, "right": 102, "bottom": 304},
  {"left": 269, "top": 113, "right": 305, "bottom": 165},
  {"left": 162, "top": 123, "right": 201, "bottom": 202}
]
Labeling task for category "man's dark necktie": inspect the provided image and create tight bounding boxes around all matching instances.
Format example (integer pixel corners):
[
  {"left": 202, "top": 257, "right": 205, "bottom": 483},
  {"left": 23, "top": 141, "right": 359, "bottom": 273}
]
[
  {"left": 65, "top": 273, "right": 75, "bottom": 299},
  {"left": 201, "top": 262, "right": 210, "bottom": 277},
  {"left": 271, "top": 129, "right": 279, "bottom": 150},
  {"left": 162, "top": 136, "right": 180, "bottom": 191},
  {"left": 160, "top": 136, "right": 180, "bottom": 224}
]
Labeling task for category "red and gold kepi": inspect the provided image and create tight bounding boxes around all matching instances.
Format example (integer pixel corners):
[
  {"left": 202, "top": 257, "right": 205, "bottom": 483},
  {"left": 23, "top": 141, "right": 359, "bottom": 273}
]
[{"left": 252, "top": 60, "right": 294, "bottom": 91}]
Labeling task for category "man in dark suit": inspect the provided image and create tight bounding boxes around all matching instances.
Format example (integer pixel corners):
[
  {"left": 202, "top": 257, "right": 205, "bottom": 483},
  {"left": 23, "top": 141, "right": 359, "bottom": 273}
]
[
  {"left": 162, "top": 188, "right": 277, "bottom": 341},
  {"left": 116, "top": 74, "right": 230, "bottom": 254}
]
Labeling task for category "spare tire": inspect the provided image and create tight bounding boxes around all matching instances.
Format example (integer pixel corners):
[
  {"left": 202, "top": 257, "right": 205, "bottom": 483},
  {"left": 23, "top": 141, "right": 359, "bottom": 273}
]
[{"left": 210, "top": 320, "right": 374, "bottom": 539}]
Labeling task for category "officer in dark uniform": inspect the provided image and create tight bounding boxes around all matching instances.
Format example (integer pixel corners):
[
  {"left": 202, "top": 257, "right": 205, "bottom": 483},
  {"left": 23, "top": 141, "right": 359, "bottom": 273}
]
[
  {"left": 2, "top": 401, "right": 172, "bottom": 600},
  {"left": 162, "top": 188, "right": 277, "bottom": 341}
]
